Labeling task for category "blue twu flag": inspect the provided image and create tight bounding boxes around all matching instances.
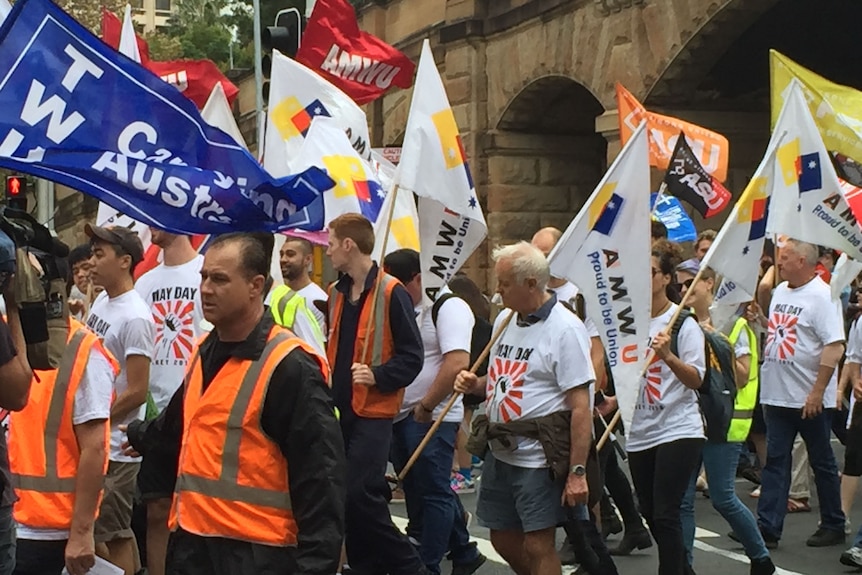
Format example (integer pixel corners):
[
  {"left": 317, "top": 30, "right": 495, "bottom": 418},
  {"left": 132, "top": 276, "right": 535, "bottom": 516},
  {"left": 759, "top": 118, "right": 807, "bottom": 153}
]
[{"left": 0, "top": 0, "right": 334, "bottom": 234}]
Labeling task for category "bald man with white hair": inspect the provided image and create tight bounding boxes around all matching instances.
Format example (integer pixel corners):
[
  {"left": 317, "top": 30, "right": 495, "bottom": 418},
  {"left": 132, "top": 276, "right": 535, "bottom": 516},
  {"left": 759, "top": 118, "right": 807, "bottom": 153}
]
[
  {"left": 454, "top": 241, "right": 595, "bottom": 575},
  {"left": 748, "top": 238, "right": 847, "bottom": 550}
]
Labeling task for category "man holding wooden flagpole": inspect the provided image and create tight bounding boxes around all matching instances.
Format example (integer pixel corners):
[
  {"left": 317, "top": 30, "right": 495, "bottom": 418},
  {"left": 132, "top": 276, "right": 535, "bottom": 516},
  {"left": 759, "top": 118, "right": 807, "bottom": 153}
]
[
  {"left": 454, "top": 241, "right": 595, "bottom": 575},
  {"left": 324, "top": 214, "right": 427, "bottom": 575},
  {"left": 384, "top": 248, "right": 486, "bottom": 575}
]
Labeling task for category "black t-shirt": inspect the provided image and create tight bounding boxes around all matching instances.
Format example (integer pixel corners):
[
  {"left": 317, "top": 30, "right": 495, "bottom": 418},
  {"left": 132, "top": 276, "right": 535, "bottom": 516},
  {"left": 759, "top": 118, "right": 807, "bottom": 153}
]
[{"left": 0, "top": 317, "right": 18, "bottom": 507}]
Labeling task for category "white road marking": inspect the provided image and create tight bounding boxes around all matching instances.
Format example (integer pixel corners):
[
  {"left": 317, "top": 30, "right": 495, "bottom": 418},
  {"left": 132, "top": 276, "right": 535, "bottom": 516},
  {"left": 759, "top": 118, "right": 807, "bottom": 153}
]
[
  {"left": 391, "top": 516, "right": 507, "bottom": 565},
  {"left": 695, "top": 527, "right": 720, "bottom": 539},
  {"left": 693, "top": 540, "right": 806, "bottom": 575},
  {"left": 393, "top": 511, "right": 800, "bottom": 574}
]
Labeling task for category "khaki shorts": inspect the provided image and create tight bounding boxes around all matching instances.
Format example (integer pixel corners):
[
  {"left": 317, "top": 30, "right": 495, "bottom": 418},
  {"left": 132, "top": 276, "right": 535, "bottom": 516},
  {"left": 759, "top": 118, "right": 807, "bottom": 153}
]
[{"left": 95, "top": 460, "right": 140, "bottom": 543}]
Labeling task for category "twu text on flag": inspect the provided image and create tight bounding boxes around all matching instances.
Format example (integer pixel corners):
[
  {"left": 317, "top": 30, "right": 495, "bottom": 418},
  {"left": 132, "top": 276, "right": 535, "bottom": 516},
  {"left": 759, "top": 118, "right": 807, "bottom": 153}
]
[{"left": 0, "top": 0, "right": 334, "bottom": 234}]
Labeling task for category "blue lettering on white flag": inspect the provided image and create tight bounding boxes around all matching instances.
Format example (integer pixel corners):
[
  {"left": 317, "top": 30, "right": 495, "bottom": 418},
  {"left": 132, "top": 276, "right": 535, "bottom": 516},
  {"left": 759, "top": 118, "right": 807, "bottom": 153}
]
[
  {"left": 651, "top": 192, "right": 696, "bottom": 243},
  {"left": 0, "top": 0, "right": 334, "bottom": 234}
]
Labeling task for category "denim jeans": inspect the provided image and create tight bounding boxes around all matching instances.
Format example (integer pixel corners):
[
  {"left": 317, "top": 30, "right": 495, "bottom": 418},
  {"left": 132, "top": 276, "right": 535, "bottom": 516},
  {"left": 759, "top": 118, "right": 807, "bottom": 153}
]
[
  {"left": 681, "top": 442, "right": 770, "bottom": 565},
  {"left": 854, "top": 522, "right": 862, "bottom": 548},
  {"left": 757, "top": 406, "right": 844, "bottom": 539},
  {"left": 391, "top": 415, "right": 479, "bottom": 574}
]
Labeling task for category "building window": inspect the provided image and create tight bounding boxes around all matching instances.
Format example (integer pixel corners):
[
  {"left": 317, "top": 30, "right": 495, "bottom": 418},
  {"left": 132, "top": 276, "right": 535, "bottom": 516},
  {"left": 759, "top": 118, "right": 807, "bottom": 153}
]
[
  {"left": 130, "top": 0, "right": 143, "bottom": 8},
  {"left": 155, "top": 0, "right": 171, "bottom": 12}
]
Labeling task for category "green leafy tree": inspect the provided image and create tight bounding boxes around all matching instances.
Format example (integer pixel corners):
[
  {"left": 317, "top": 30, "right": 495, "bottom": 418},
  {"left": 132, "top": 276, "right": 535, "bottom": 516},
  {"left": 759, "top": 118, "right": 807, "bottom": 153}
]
[
  {"left": 56, "top": 0, "right": 126, "bottom": 33},
  {"left": 144, "top": 30, "right": 185, "bottom": 61},
  {"left": 178, "top": 22, "right": 233, "bottom": 67}
]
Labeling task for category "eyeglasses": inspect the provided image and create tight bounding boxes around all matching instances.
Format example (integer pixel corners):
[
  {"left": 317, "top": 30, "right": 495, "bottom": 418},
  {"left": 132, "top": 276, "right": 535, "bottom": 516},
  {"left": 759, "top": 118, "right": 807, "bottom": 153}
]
[{"left": 681, "top": 278, "right": 695, "bottom": 289}]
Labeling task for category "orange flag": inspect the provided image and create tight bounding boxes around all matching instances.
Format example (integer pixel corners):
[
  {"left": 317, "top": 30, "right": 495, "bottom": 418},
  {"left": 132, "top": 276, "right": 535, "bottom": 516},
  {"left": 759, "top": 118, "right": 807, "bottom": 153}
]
[{"left": 616, "top": 83, "right": 730, "bottom": 182}]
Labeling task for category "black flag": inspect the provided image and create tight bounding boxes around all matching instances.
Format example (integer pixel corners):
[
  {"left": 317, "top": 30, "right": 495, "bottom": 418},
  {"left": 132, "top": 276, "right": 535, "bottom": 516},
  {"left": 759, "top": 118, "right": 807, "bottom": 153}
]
[{"left": 663, "top": 133, "right": 731, "bottom": 218}]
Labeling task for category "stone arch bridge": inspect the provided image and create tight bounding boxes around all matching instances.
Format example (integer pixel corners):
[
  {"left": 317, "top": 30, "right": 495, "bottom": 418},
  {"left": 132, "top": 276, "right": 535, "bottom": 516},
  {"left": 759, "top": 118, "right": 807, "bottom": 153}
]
[{"left": 358, "top": 0, "right": 862, "bottom": 288}]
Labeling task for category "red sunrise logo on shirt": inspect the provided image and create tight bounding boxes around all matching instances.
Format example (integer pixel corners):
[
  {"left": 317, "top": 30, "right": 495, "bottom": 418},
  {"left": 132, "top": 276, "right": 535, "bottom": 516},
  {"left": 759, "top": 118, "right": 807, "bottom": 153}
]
[
  {"left": 766, "top": 312, "right": 799, "bottom": 360},
  {"left": 153, "top": 299, "right": 197, "bottom": 360},
  {"left": 644, "top": 363, "right": 663, "bottom": 404},
  {"left": 487, "top": 357, "right": 527, "bottom": 422}
]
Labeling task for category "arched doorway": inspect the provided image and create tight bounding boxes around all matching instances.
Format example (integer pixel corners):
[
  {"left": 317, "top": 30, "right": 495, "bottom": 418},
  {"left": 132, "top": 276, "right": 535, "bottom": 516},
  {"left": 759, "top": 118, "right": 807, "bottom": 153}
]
[
  {"left": 485, "top": 75, "right": 606, "bottom": 252},
  {"left": 647, "top": 0, "right": 862, "bottom": 190}
]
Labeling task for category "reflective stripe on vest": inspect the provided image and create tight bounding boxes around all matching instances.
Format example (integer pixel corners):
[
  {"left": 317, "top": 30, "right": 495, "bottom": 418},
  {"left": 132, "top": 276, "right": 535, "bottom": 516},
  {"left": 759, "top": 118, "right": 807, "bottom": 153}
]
[
  {"left": 726, "top": 317, "right": 759, "bottom": 442},
  {"left": 326, "top": 274, "right": 401, "bottom": 418},
  {"left": 272, "top": 287, "right": 298, "bottom": 327},
  {"left": 369, "top": 278, "right": 393, "bottom": 367},
  {"left": 11, "top": 329, "right": 88, "bottom": 494},
  {"left": 327, "top": 276, "right": 394, "bottom": 366},
  {"left": 175, "top": 332, "right": 293, "bottom": 511},
  {"left": 272, "top": 286, "right": 325, "bottom": 350}
]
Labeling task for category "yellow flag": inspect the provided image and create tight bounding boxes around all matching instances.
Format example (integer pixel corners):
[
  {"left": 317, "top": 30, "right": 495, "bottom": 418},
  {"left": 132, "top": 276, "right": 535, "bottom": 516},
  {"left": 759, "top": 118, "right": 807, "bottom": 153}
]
[{"left": 770, "top": 50, "right": 862, "bottom": 161}]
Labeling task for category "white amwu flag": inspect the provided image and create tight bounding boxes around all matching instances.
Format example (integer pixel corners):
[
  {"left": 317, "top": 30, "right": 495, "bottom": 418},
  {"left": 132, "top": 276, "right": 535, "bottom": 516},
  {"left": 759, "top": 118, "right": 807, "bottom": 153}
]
[
  {"left": 548, "top": 123, "right": 651, "bottom": 432},
  {"left": 767, "top": 80, "right": 862, "bottom": 261},
  {"left": 703, "top": 136, "right": 782, "bottom": 332},
  {"left": 264, "top": 51, "right": 371, "bottom": 176},
  {"left": 0, "top": 0, "right": 11, "bottom": 24},
  {"left": 96, "top": 5, "right": 152, "bottom": 248},
  {"left": 398, "top": 39, "right": 486, "bottom": 305},
  {"left": 370, "top": 151, "right": 420, "bottom": 261}
]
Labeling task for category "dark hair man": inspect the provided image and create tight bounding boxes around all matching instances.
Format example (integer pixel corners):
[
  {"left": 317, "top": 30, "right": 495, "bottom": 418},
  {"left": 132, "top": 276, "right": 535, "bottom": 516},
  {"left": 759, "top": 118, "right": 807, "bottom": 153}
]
[{"left": 125, "top": 233, "right": 346, "bottom": 575}]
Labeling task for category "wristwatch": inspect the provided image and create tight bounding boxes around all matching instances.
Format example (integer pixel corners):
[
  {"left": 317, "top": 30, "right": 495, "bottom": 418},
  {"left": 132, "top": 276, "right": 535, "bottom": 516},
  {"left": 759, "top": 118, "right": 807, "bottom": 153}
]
[{"left": 570, "top": 464, "right": 586, "bottom": 477}]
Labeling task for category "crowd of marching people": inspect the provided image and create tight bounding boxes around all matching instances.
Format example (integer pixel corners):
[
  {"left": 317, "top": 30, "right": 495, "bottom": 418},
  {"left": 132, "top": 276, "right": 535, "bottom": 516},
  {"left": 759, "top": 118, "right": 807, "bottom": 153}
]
[{"left": 0, "top": 212, "right": 862, "bottom": 575}]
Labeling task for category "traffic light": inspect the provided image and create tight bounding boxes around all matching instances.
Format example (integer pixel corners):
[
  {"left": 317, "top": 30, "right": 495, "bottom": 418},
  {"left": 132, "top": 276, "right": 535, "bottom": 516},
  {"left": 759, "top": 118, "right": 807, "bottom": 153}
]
[
  {"left": 262, "top": 8, "right": 304, "bottom": 103},
  {"left": 4, "top": 175, "right": 27, "bottom": 212}
]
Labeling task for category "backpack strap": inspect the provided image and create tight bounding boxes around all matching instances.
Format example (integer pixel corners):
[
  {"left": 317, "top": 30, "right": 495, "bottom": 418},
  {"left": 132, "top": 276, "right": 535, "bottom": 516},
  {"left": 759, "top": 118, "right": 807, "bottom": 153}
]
[
  {"left": 669, "top": 308, "right": 695, "bottom": 357},
  {"left": 574, "top": 293, "right": 587, "bottom": 321},
  {"left": 431, "top": 293, "right": 457, "bottom": 327}
]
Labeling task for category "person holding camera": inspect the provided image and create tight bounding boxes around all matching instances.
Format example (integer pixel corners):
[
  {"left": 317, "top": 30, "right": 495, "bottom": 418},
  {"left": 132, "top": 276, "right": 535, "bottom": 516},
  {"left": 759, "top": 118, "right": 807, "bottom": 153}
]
[
  {"left": 84, "top": 225, "right": 154, "bottom": 575},
  {"left": 0, "top": 233, "right": 34, "bottom": 575}
]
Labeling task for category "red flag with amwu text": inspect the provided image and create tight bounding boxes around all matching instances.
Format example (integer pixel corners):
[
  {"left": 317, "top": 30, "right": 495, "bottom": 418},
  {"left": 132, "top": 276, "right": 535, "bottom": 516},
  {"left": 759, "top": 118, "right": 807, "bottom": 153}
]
[{"left": 296, "top": 0, "right": 415, "bottom": 105}]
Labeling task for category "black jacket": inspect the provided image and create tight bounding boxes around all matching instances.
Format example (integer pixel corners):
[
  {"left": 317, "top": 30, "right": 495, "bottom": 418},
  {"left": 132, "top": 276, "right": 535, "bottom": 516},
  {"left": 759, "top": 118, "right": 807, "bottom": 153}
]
[{"left": 128, "top": 313, "right": 346, "bottom": 575}]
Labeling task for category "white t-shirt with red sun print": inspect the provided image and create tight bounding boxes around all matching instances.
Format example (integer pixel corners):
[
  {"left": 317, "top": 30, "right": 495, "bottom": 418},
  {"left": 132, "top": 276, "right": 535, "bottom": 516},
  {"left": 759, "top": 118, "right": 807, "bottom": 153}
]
[
  {"left": 626, "top": 304, "right": 706, "bottom": 453},
  {"left": 135, "top": 255, "right": 205, "bottom": 413},
  {"left": 761, "top": 276, "right": 845, "bottom": 409},
  {"left": 485, "top": 302, "right": 595, "bottom": 469}
]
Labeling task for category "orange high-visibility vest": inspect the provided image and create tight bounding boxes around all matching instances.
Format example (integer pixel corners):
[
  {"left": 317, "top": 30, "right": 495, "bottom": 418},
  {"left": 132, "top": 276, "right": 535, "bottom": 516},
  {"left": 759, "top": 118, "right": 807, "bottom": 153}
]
[
  {"left": 327, "top": 273, "right": 401, "bottom": 419},
  {"left": 9, "top": 318, "right": 117, "bottom": 530},
  {"left": 170, "top": 326, "right": 329, "bottom": 546}
]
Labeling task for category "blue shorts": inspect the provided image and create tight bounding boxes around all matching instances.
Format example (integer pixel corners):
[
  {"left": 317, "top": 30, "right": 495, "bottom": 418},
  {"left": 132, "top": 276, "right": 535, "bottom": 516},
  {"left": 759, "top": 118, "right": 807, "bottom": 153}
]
[{"left": 476, "top": 451, "right": 566, "bottom": 533}]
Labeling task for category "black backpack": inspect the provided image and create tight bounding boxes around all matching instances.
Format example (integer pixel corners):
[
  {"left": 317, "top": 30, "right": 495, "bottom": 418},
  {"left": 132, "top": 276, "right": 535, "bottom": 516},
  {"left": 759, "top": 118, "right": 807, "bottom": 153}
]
[
  {"left": 431, "top": 293, "right": 493, "bottom": 377},
  {"left": 669, "top": 309, "right": 738, "bottom": 443}
]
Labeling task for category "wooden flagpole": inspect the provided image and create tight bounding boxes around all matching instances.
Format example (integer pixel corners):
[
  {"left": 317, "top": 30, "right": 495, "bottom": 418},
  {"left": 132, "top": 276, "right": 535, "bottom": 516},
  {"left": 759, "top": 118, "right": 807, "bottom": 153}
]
[
  {"left": 397, "top": 310, "right": 515, "bottom": 482},
  {"left": 596, "top": 264, "right": 707, "bottom": 451},
  {"left": 359, "top": 185, "right": 400, "bottom": 362}
]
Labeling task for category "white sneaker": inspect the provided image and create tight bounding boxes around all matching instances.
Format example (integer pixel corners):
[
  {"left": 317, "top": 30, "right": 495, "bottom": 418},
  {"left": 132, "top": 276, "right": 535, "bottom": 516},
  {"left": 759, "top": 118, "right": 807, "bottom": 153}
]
[{"left": 840, "top": 546, "right": 862, "bottom": 568}]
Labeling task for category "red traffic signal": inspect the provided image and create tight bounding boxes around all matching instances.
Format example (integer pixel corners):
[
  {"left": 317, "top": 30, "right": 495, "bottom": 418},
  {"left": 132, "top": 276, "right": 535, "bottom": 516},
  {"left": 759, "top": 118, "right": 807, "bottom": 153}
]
[
  {"left": 5, "top": 175, "right": 28, "bottom": 211},
  {"left": 5, "top": 176, "right": 21, "bottom": 196}
]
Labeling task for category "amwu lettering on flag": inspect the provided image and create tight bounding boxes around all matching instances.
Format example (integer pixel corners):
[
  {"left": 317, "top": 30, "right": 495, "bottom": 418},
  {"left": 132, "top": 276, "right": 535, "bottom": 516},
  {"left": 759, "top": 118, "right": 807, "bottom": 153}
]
[
  {"left": 398, "top": 40, "right": 486, "bottom": 305},
  {"left": 548, "top": 123, "right": 652, "bottom": 432},
  {"left": 766, "top": 81, "right": 862, "bottom": 261},
  {"left": 0, "top": 0, "right": 334, "bottom": 234}
]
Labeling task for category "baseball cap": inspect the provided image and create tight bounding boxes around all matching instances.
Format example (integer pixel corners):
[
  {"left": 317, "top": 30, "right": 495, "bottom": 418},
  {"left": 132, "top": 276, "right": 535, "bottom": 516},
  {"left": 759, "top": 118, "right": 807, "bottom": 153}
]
[
  {"left": 84, "top": 224, "right": 144, "bottom": 269},
  {"left": 383, "top": 249, "right": 421, "bottom": 284},
  {"left": 676, "top": 257, "right": 700, "bottom": 275}
]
